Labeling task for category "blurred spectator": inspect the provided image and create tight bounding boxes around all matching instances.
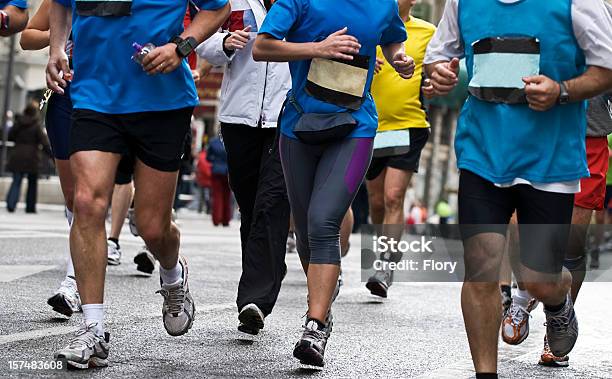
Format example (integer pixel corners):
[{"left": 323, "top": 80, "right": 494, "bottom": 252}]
[
  {"left": 5, "top": 102, "right": 50, "bottom": 213},
  {"left": 207, "top": 135, "right": 231, "bottom": 226},
  {"left": 195, "top": 142, "right": 212, "bottom": 214}
]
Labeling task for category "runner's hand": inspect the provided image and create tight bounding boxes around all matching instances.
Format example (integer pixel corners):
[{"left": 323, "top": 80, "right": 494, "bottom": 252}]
[
  {"left": 374, "top": 58, "right": 385, "bottom": 74},
  {"left": 224, "top": 26, "right": 252, "bottom": 51},
  {"left": 142, "top": 43, "right": 183, "bottom": 75},
  {"left": 422, "top": 78, "right": 436, "bottom": 99},
  {"left": 191, "top": 69, "right": 201, "bottom": 85},
  {"left": 523, "top": 75, "right": 560, "bottom": 112},
  {"left": 315, "top": 27, "right": 361, "bottom": 61},
  {"left": 391, "top": 51, "right": 415, "bottom": 79},
  {"left": 429, "top": 58, "right": 460, "bottom": 96},
  {"left": 46, "top": 49, "right": 70, "bottom": 95}
]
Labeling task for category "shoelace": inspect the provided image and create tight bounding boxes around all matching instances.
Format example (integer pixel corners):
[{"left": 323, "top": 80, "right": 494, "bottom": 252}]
[
  {"left": 156, "top": 285, "right": 185, "bottom": 315},
  {"left": 68, "top": 325, "right": 99, "bottom": 349},
  {"left": 303, "top": 326, "right": 327, "bottom": 343},
  {"left": 546, "top": 310, "right": 571, "bottom": 333},
  {"left": 509, "top": 302, "right": 532, "bottom": 325},
  {"left": 60, "top": 277, "right": 78, "bottom": 293}
]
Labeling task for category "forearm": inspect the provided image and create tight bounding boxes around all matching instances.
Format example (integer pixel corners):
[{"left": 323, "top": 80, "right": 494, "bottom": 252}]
[
  {"left": 49, "top": 2, "right": 70, "bottom": 54},
  {"left": 566, "top": 66, "right": 612, "bottom": 102},
  {"left": 0, "top": 6, "right": 28, "bottom": 36},
  {"left": 253, "top": 35, "right": 319, "bottom": 62},
  {"left": 381, "top": 42, "right": 403, "bottom": 65},
  {"left": 182, "top": 3, "right": 231, "bottom": 44},
  {"left": 20, "top": 29, "right": 50, "bottom": 50}
]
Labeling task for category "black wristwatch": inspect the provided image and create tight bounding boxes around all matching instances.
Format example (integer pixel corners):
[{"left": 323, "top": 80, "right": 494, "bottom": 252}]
[
  {"left": 170, "top": 36, "right": 198, "bottom": 58},
  {"left": 558, "top": 81, "right": 570, "bottom": 105}
]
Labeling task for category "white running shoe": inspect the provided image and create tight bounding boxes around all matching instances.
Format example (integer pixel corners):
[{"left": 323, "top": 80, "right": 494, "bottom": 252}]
[
  {"left": 157, "top": 255, "right": 195, "bottom": 336},
  {"left": 106, "top": 240, "right": 121, "bottom": 266},
  {"left": 54, "top": 322, "right": 110, "bottom": 369},
  {"left": 47, "top": 276, "right": 81, "bottom": 317}
]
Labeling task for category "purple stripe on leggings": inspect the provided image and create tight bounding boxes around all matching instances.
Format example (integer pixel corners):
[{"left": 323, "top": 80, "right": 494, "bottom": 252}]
[{"left": 344, "top": 138, "right": 373, "bottom": 194}]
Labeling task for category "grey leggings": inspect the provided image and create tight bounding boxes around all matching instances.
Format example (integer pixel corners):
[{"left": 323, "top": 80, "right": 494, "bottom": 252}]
[{"left": 280, "top": 135, "right": 373, "bottom": 265}]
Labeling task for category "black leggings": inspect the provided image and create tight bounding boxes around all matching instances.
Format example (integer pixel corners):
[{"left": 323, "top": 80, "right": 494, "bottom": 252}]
[{"left": 280, "top": 135, "right": 373, "bottom": 265}]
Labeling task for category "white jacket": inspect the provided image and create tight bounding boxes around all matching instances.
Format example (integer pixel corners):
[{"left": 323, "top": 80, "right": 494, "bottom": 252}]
[{"left": 196, "top": 0, "right": 291, "bottom": 128}]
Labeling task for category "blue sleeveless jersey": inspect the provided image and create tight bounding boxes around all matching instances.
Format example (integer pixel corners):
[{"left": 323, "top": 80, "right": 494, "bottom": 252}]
[{"left": 456, "top": 0, "right": 588, "bottom": 184}]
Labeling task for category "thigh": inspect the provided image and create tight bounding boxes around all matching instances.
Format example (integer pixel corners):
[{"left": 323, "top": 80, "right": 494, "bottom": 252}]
[
  {"left": 387, "top": 128, "right": 430, "bottom": 173},
  {"left": 70, "top": 151, "right": 121, "bottom": 203},
  {"left": 383, "top": 166, "right": 412, "bottom": 202},
  {"left": 254, "top": 128, "right": 287, "bottom": 203},
  {"left": 126, "top": 107, "right": 193, "bottom": 173},
  {"left": 309, "top": 138, "right": 374, "bottom": 232},
  {"left": 133, "top": 159, "right": 178, "bottom": 228},
  {"left": 516, "top": 185, "right": 574, "bottom": 274}
]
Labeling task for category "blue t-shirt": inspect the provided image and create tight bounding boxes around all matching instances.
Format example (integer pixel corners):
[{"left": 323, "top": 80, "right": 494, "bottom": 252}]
[
  {"left": 259, "top": 0, "right": 406, "bottom": 139},
  {"left": 1, "top": 0, "right": 27, "bottom": 9},
  {"left": 54, "top": 0, "right": 227, "bottom": 114}
]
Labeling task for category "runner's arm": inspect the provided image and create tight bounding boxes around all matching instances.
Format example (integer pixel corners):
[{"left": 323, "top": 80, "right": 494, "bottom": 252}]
[
  {"left": 45, "top": 0, "right": 71, "bottom": 93},
  {"left": 20, "top": 0, "right": 51, "bottom": 50},
  {"left": 0, "top": 4, "right": 28, "bottom": 36}
]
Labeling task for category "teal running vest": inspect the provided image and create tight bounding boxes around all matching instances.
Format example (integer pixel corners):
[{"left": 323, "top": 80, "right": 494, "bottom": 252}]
[{"left": 456, "top": 0, "right": 588, "bottom": 184}]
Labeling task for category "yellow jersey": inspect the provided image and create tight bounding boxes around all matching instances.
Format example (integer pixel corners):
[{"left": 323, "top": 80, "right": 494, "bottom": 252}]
[{"left": 371, "top": 16, "right": 436, "bottom": 131}]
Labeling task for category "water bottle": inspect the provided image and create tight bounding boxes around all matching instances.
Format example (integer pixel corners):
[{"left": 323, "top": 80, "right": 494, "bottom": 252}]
[{"left": 131, "top": 42, "right": 156, "bottom": 66}]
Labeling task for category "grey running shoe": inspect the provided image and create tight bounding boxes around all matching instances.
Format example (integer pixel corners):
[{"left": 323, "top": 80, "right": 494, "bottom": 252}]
[
  {"left": 156, "top": 256, "right": 195, "bottom": 336},
  {"left": 366, "top": 266, "right": 393, "bottom": 298},
  {"left": 47, "top": 276, "right": 81, "bottom": 317},
  {"left": 238, "top": 303, "right": 265, "bottom": 336},
  {"left": 134, "top": 246, "right": 156, "bottom": 275},
  {"left": 293, "top": 318, "right": 328, "bottom": 367},
  {"left": 127, "top": 208, "right": 139, "bottom": 237},
  {"left": 106, "top": 240, "right": 121, "bottom": 266},
  {"left": 54, "top": 322, "right": 110, "bottom": 369},
  {"left": 539, "top": 335, "right": 569, "bottom": 368},
  {"left": 545, "top": 294, "right": 578, "bottom": 357}
]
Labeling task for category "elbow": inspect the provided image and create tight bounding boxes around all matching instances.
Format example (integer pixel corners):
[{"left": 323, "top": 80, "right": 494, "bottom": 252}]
[
  {"left": 19, "top": 33, "right": 32, "bottom": 50},
  {"left": 252, "top": 42, "right": 264, "bottom": 62}
]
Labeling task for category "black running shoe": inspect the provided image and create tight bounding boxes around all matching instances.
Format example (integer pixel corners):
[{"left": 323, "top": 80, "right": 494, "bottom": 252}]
[
  {"left": 133, "top": 246, "right": 156, "bottom": 275},
  {"left": 238, "top": 303, "right": 265, "bottom": 336},
  {"left": 293, "top": 318, "right": 329, "bottom": 368},
  {"left": 366, "top": 267, "right": 393, "bottom": 298}
]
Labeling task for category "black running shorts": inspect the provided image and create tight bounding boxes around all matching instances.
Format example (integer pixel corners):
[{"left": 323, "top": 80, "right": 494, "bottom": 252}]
[{"left": 70, "top": 107, "right": 193, "bottom": 172}]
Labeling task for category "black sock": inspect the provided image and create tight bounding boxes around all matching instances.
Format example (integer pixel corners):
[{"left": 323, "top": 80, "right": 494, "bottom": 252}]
[
  {"left": 544, "top": 298, "right": 566, "bottom": 313},
  {"left": 476, "top": 373, "right": 498, "bottom": 379},
  {"left": 108, "top": 237, "right": 119, "bottom": 248}
]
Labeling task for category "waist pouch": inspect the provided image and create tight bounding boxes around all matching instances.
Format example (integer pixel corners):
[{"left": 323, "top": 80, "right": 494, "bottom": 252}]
[
  {"left": 288, "top": 93, "right": 357, "bottom": 145},
  {"left": 305, "top": 54, "right": 369, "bottom": 110},
  {"left": 468, "top": 37, "right": 540, "bottom": 104},
  {"left": 373, "top": 129, "right": 411, "bottom": 158},
  {"left": 76, "top": 0, "right": 132, "bottom": 17}
]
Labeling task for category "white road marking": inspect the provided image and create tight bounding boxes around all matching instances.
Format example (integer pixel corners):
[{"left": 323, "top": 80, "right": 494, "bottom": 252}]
[{"left": 0, "top": 265, "right": 57, "bottom": 282}]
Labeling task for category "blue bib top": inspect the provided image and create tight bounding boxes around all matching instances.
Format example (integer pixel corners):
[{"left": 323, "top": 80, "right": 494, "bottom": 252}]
[
  {"left": 457, "top": 0, "right": 588, "bottom": 184},
  {"left": 54, "top": 0, "right": 227, "bottom": 114},
  {"left": 259, "top": 0, "right": 407, "bottom": 139}
]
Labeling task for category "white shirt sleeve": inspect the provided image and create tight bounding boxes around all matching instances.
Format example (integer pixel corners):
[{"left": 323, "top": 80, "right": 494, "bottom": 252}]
[
  {"left": 423, "top": 0, "right": 463, "bottom": 64},
  {"left": 572, "top": 0, "right": 612, "bottom": 70}
]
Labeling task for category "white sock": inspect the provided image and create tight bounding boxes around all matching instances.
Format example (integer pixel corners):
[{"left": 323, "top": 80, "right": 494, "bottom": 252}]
[
  {"left": 514, "top": 289, "right": 531, "bottom": 307},
  {"left": 66, "top": 208, "right": 74, "bottom": 227},
  {"left": 160, "top": 261, "right": 183, "bottom": 285},
  {"left": 81, "top": 304, "right": 105, "bottom": 336}
]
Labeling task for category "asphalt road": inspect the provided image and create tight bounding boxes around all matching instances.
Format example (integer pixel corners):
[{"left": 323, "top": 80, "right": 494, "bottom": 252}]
[{"left": 0, "top": 206, "right": 611, "bottom": 378}]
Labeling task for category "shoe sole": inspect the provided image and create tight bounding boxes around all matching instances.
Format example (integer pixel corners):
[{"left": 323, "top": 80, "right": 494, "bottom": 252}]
[
  {"left": 107, "top": 258, "right": 121, "bottom": 266},
  {"left": 57, "top": 356, "right": 108, "bottom": 370},
  {"left": 134, "top": 253, "right": 155, "bottom": 275},
  {"left": 366, "top": 281, "right": 388, "bottom": 298},
  {"left": 538, "top": 358, "right": 569, "bottom": 368},
  {"left": 293, "top": 340, "right": 324, "bottom": 367},
  {"left": 47, "top": 294, "right": 74, "bottom": 317},
  {"left": 238, "top": 307, "right": 264, "bottom": 333},
  {"left": 502, "top": 329, "right": 529, "bottom": 345}
]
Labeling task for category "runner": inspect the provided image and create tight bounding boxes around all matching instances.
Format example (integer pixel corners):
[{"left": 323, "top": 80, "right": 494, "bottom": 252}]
[
  {"left": 254, "top": 0, "right": 413, "bottom": 367},
  {"left": 365, "top": 0, "right": 435, "bottom": 298},
  {"left": 424, "top": 0, "right": 612, "bottom": 377},
  {"left": 0, "top": 0, "right": 27, "bottom": 36},
  {"left": 46, "top": 0, "right": 229, "bottom": 369},
  {"left": 197, "top": 0, "right": 291, "bottom": 337}
]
